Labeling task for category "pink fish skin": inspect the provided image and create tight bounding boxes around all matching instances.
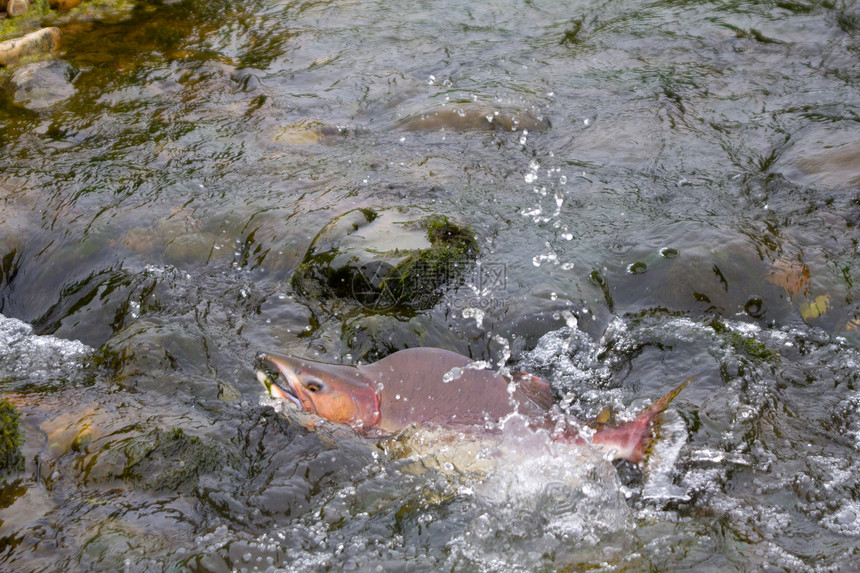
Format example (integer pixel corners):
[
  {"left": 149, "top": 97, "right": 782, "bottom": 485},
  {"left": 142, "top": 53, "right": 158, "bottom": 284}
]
[{"left": 257, "top": 347, "right": 691, "bottom": 464}]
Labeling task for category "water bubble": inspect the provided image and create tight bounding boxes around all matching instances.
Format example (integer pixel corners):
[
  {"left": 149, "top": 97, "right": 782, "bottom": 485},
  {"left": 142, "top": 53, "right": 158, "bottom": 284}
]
[
  {"left": 745, "top": 296, "right": 765, "bottom": 318},
  {"left": 428, "top": 75, "right": 436, "bottom": 85},
  {"left": 660, "top": 247, "right": 679, "bottom": 258},
  {"left": 533, "top": 253, "right": 558, "bottom": 267},
  {"left": 524, "top": 172, "right": 537, "bottom": 183},
  {"left": 627, "top": 262, "right": 647, "bottom": 274},
  {"left": 559, "top": 175, "right": 567, "bottom": 185}
]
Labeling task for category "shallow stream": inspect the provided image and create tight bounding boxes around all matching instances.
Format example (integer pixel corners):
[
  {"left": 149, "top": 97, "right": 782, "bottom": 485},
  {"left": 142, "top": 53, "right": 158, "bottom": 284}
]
[{"left": 2, "top": 0, "right": 860, "bottom": 571}]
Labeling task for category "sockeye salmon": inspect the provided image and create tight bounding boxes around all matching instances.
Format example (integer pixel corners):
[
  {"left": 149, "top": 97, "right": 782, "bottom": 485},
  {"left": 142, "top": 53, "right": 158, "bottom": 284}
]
[{"left": 256, "top": 347, "right": 690, "bottom": 464}]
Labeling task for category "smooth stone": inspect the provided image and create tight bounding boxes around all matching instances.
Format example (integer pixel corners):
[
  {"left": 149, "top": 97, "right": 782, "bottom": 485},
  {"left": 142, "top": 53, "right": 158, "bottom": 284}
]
[
  {"left": 8, "top": 59, "right": 78, "bottom": 110},
  {"left": 49, "top": 0, "right": 82, "bottom": 9},
  {"left": 0, "top": 28, "right": 62, "bottom": 67},
  {"left": 5, "top": 0, "right": 29, "bottom": 17}
]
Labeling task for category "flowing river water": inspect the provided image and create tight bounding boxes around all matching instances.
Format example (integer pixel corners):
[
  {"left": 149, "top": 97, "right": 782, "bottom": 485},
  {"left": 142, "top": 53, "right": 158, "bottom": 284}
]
[{"left": 2, "top": 0, "right": 860, "bottom": 571}]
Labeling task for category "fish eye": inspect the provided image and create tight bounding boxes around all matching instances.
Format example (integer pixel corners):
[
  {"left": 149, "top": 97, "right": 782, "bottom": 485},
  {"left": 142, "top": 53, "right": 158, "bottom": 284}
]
[{"left": 305, "top": 378, "right": 324, "bottom": 393}]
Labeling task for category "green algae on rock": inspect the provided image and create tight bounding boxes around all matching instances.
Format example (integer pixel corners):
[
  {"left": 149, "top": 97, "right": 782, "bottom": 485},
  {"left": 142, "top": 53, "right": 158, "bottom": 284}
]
[
  {"left": 292, "top": 208, "right": 478, "bottom": 311},
  {"left": 0, "top": 398, "right": 23, "bottom": 478}
]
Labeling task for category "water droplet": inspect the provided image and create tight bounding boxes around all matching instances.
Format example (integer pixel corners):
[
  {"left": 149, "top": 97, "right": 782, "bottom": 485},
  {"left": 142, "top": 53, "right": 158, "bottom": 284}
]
[
  {"left": 443, "top": 367, "right": 464, "bottom": 383},
  {"left": 462, "top": 307, "right": 485, "bottom": 328},
  {"left": 559, "top": 175, "right": 567, "bottom": 184}
]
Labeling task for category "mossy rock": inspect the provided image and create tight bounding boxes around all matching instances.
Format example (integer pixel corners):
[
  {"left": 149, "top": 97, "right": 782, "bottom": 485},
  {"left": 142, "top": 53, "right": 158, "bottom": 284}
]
[
  {"left": 0, "top": 398, "right": 23, "bottom": 478},
  {"left": 291, "top": 208, "right": 478, "bottom": 311}
]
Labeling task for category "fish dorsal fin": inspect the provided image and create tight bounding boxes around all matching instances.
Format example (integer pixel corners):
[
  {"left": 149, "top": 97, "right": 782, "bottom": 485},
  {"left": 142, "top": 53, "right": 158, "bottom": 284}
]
[{"left": 510, "top": 372, "right": 554, "bottom": 411}]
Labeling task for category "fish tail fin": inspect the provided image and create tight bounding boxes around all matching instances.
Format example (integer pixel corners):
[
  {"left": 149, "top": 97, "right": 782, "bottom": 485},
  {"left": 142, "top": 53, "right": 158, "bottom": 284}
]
[{"left": 591, "top": 376, "right": 693, "bottom": 465}]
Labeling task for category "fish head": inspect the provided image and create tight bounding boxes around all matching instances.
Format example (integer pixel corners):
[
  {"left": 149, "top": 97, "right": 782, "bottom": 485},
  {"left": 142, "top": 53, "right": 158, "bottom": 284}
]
[{"left": 256, "top": 351, "right": 380, "bottom": 430}]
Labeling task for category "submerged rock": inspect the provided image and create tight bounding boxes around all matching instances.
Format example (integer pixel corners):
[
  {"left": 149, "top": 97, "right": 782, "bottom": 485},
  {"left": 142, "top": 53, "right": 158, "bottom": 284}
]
[
  {"left": 398, "top": 104, "right": 549, "bottom": 133},
  {"left": 274, "top": 121, "right": 359, "bottom": 145},
  {"left": 7, "top": 59, "right": 78, "bottom": 110},
  {"left": 291, "top": 208, "right": 478, "bottom": 310},
  {"left": 0, "top": 28, "right": 62, "bottom": 67}
]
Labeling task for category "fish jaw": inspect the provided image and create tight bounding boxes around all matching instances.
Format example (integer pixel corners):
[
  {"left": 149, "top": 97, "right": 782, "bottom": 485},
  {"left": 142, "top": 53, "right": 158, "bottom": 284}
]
[
  {"left": 256, "top": 351, "right": 381, "bottom": 430},
  {"left": 256, "top": 368, "right": 302, "bottom": 408}
]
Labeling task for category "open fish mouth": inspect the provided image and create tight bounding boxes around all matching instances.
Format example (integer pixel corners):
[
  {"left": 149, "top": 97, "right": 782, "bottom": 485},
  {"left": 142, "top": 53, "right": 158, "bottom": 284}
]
[{"left": 256, "top": 353, "right": 302, "bottom": 408}]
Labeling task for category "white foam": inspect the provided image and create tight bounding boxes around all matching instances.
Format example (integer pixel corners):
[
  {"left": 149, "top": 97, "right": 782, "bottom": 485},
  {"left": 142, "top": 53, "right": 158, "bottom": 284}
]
[{"left": 0, "top": 313, "right": 92, "bottom": 386}]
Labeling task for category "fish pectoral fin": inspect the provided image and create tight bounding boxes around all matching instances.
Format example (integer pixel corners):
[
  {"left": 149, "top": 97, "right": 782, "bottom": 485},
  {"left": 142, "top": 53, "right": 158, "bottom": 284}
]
[{"left": 510, "top": 372, "right": 554, "bottom": 411}]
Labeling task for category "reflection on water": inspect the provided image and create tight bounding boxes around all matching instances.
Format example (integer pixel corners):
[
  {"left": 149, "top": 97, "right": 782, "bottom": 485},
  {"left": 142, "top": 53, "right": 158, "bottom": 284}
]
[{"left": 2, "top": 0, "right": 860, "bottom": 570}]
